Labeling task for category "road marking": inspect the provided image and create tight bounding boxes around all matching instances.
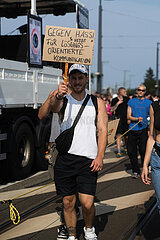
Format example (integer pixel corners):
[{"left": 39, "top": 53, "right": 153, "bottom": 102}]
[
  {"left": 0, "top": 171, "right": 47, "bottom": 190},
  {"left": 98, "top": 168, "right": 151, "bottom": 183},
  {"left": 0, "top": 169, "right": 132, "bottom": 201},
  {"left": 0, "top": 184, "right": 56, "bottom": 201},
  {"left": 98, "top": 169, "right": 133, "bottom": 182},
  {"left": 0, "top": 190, "right": 154, "bottom": 240},
  {"left": 0, "top": 167, "right": 150, "bottom": 201},
  {"left": 105, "top": 146, "right": 117, "bottom": 153},
  {"left": 103, "top": 156, "right": 126, "bottom": 164}
]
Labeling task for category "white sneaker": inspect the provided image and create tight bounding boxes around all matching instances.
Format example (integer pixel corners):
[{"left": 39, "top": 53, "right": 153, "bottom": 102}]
[
  {"left": 84, "top": 226, "right": 97, "bottom": 240},
  {"left": 67, "top": 237, "right": 77, "bottom": 240},
  {"left": 132, "top": 172, "right": 139, "bottom": 179}
]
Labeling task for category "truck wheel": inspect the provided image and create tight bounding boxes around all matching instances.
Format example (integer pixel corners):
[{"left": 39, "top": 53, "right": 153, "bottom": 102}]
[
  {"left": 8, "top": 122, "right": 34, "bottom": 180},
  {"left": 36, "top": 117, "right": 51, "bottom": 171}
]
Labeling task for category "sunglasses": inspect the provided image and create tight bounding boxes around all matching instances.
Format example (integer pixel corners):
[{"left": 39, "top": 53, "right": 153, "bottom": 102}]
[{"left": 137, "top": 89, "right": 145, "bottom": 92}]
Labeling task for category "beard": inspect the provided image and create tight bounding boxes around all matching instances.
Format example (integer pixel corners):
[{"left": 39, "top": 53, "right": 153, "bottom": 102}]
[{"left": 71, "top": 84, "right": 86, "bottom": 94}]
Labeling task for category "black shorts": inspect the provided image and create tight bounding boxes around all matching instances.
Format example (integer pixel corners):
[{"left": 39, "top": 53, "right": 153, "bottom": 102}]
[
  {"left": 54, "top": 153, "right": 98, "bottom": 197},
  {"left": 116, "top": 119, "right": 128, "bottom": 135}
]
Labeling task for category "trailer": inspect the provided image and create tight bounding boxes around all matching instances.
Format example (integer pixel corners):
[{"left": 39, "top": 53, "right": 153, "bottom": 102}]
[{"left": 0, "top": 0, "right": 87, "bottom": 181}]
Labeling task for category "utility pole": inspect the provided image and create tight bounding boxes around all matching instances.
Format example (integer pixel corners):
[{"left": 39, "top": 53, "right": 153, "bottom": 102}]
[
  {"left": 129, "top": 74, "right": 135, "bottom": 89},
  {"left": 97, "top": 0, "right": 102, "bottom": 94},
  {"left": 31, "top": 0, "right": 37, "bottom": 15},
  {"left": 156, "top": 42, "right": 160, "bottom": 96},
  {"left": 123, "top": 70, "right": 129, "bottom": 88},
  {"left": 102, "top": 60, "right": 109, "bottom": 90},
  {"left": 97, "top": 0, "right": 114, "bottom": 94},
  {"left": 0, "top": 18, "right": 1, "bottom": 35}
]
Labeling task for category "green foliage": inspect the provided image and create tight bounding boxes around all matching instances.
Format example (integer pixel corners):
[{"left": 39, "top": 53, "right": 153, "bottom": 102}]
[
  {"left": 127, "top": 88, "right": 136, "bottom": 97},
  {"left": 143, "top": 67, "right": 156, "bottom": 95},
  {"left": 126, "top": 67, "right": 159, "bottom": 97}
]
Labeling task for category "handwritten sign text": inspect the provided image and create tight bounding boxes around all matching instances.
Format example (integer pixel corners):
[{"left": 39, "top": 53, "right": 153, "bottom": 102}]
[{"left": 43, "top": 26, "right": 95, "bottom": 65}]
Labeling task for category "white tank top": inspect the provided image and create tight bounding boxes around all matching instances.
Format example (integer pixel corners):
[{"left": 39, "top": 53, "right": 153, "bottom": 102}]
[{"left": 61, "top": 92, "right": 98, "bottom": 159}]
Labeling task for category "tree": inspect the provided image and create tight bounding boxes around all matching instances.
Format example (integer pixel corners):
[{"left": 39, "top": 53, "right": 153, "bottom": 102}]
[
  {"left": 127, "top": 88, "right": 136, "bottom": 97},
  {"left": 143, "top": 67, "right": 156, "bottom": 95}
]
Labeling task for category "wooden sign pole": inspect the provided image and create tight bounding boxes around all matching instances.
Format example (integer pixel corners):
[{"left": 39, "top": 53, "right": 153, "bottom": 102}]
[{"left": 64, "top": 62, "right": 68, "bottom": 83}]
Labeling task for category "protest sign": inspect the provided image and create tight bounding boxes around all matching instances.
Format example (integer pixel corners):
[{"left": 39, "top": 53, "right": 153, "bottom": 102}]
[
  {"left": 107, "top": 119, "right": 120, "bottom": 145},
  {"left": 42, "top": 26, "right": 95, "bottom": 65}
]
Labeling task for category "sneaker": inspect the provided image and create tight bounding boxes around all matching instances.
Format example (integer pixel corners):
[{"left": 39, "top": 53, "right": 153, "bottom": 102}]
[
  {"left": 84, "top": 226, "right": 97, "bottom": 240},
  {"left": 116, "top": 152, "right": 122, "bottom": 158},
  {"left": 124, "top": 148, "right": 128, "bottom": 154},
  {"left": 67, "top": 237, "right": 77, "bottom": 240},
  {"left": 132, "top": 172, "right": 139, "bottom": 179},
  {"left": 57, "top": 225, "right": 68, "bottom": 240}
]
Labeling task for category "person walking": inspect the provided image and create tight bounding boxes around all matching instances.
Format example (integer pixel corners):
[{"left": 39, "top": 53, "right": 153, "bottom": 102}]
[
  {"left": 141, "top": 99, "right": 160, "bottom": 213},
  {"left": 102, "top": 95, "right": 112, "bottom": 120},
  {"left": 48, "top": 64, "right": 108, "bottom": 240},
  {"left": 111, "top": 87, "right": 129, "bottom": 157},
  {"left": 38, "top": 82, "right": 80, "bottom": 240},
  {"left": 127, "top": 84, "right": 152, "bottom": 178}
]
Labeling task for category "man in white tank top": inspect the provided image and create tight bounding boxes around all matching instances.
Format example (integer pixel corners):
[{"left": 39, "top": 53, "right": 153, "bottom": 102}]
[{"left": 50, "top": 64, "right": 108, "bottom": 240}]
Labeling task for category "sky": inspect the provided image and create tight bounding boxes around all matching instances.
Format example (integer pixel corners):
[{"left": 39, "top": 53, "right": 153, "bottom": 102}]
[{"left": 1, "top": 0, "right": 160, "bottom": 92}]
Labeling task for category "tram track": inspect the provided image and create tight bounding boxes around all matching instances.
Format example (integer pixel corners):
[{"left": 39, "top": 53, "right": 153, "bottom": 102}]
[
  {"left": 0, "top": 194, "right": 60, "bottom": 232},
  {"left": 121, "top": 197, "right": 157, "bottom": 240}
]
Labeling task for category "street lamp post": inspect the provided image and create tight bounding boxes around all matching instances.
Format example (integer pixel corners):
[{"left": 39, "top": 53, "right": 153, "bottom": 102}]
[
  {"left": 97, "top": 0, "right": 114, "bottom": 95},
  {"left": 97, "top": 0, "right": 102, "bottom": 94},
  {"left": 156, "top": 42, "right": 160, "bottom": 96}
]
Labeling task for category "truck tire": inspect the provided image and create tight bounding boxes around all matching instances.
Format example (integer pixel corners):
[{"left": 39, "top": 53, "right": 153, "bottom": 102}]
[
  {"left": 36, "top": 116, "right": 52, "bottom": 171},
  {"left": 8, "top": 122, "right": 34, "bottom": 180}
]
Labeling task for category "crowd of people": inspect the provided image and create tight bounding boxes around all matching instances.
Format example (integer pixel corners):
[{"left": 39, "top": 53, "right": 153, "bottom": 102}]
[
  {"left": 93, "top": 85, "right": 160, "bottom": 221},
  {"left": 97, "top": 88, "right": 159, "bottom": 163},
  {"left": 38, "top": 64, "right": 160, "bottom": 240}
]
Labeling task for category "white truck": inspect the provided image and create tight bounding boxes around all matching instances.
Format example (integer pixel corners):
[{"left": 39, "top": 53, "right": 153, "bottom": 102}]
[{"left": 0, "top": 0, "right": 86, "bottom": 181}]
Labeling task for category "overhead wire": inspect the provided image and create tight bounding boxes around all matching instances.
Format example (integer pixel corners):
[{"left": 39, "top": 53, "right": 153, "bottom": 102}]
[
  {"left": 103, "top": 9, "right": 160, "bottom": 24},
  {"left": 103, "top": 34, "right": 160, "bottom": 38}
]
